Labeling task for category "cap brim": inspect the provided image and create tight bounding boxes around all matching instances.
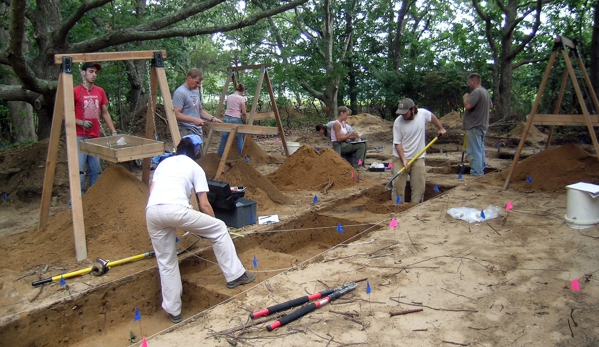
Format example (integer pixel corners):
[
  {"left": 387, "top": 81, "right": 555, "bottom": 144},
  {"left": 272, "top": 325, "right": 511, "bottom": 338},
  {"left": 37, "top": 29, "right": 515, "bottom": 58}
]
[{"left": 396, "top": 108, "right": 409, "bottom": 115}]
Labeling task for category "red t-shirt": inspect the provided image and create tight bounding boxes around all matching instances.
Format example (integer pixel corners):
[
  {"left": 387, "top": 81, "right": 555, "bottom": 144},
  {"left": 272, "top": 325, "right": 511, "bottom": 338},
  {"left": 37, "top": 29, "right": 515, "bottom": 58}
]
[{"left": 73, "top": 84, "right": 109, "bottom": 138}]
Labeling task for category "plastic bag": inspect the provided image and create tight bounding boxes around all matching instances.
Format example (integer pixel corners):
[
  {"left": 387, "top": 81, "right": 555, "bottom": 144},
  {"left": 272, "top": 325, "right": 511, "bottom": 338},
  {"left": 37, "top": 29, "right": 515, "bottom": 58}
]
[
  {"left": 116, "top": 137, "right": 127, "bottom": 146},
  {"left": 446, "top": 205, "right": 501, "bottom": 223}
]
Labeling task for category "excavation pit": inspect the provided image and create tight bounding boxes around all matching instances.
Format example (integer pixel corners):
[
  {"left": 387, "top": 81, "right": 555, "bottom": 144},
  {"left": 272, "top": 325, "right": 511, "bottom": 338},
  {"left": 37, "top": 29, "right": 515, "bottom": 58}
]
[{"left": 0, "top": 213, "right": 373, "bottom": 347}]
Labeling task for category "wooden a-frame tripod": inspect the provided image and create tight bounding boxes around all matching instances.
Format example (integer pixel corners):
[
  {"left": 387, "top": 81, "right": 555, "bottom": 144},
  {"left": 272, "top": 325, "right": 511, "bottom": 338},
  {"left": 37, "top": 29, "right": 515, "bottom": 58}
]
[{"left": 503, "top": 36, "right": 599, "bottom": 190}]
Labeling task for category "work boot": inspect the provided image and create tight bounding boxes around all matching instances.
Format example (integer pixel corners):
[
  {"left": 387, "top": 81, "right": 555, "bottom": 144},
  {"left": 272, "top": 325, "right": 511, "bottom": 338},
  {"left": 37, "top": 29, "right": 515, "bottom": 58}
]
[
  {"left": 167, "top": 312, "right": 182, "bottom": 324},
  {"left": 227, "top": 272, "right": 256, "bottom": 289}
]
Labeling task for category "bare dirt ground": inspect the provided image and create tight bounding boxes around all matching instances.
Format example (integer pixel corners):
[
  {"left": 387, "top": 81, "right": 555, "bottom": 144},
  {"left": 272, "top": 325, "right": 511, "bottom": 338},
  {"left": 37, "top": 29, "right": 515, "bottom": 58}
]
[{"left": 0, "top": 113, "right": 598, "bottom": 347}]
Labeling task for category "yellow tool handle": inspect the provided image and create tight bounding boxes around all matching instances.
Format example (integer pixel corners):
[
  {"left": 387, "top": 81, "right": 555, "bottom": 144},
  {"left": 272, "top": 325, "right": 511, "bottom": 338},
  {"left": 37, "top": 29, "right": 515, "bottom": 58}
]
[{"left": 385, "top": 136, "right": 440, "bottom": 190}]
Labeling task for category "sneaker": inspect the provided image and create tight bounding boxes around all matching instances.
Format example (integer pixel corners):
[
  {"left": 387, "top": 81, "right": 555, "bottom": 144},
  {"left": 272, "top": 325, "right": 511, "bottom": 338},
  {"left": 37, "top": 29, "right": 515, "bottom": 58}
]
[
  {"left": 167, "top": 312, "right": 182, "bottom": 324},
  {"left": 227, "top": 272, "right": 256, "bottom": 289}
]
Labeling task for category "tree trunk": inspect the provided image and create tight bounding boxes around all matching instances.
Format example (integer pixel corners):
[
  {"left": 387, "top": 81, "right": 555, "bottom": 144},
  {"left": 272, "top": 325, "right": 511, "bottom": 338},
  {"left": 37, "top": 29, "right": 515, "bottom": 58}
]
[{"left": 591, "top": 0, "right": 599, "bottom": 98}]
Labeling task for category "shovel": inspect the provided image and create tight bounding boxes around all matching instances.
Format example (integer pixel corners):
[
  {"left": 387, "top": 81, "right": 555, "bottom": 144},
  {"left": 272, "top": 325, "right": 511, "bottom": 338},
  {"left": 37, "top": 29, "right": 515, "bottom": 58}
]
[
  {"left": 385, "top": 135, "right": 441, "bottom": 190},
  {"left": 459, "top": 132, "right": 467, "bottom": 174}
]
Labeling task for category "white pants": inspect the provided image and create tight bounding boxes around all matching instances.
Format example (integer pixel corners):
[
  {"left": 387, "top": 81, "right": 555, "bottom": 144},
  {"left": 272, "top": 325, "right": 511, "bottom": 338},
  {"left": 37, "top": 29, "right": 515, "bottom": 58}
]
[{"left": 146, "top": 204, "right": 246, "bottom": 316}]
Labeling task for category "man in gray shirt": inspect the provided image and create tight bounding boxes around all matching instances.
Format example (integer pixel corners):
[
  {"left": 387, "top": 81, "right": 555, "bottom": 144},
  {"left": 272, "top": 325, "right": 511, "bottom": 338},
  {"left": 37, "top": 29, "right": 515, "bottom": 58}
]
[
  {"left": 173, "top": 68, "right": 222, "bottom": 140},
  {"left": 463, "top": 73, "right": 492, "bottom": 176}
]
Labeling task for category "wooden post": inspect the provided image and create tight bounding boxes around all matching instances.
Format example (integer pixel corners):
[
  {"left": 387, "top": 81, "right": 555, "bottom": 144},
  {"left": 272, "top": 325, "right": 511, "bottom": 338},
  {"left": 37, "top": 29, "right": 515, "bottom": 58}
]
[
  {"left": 265, "top": 70, "right": 289, "bottom": 156},
  {"left": 142, "top": 56, "right": 160, "bottom": 185},
  {"left": 215, "top": 126, "right": 238, "bottom": 180}
]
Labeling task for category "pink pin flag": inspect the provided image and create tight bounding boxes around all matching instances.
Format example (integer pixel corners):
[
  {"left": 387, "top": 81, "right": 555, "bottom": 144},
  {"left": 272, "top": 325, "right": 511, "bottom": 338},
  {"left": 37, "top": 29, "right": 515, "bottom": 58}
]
[
  {"left": 389, "top": 217, "right": 398, "bottom": 228},
  {"left": 351, "top": 172, "right": 354, "bottom": 178},
  {"left": 506, "top": 201, "right": 513, "bottom": 211},
  {"left": 388, "top": 162, "right": 393, "bottom": 169},
  {"left": 276, "top": 137, "right": 280, "bottom": 142},
  {"left": 571, "top": 278, "right": 580, "bottom": 291},
  {"left": 141, "top": 337, "right": 148, "bottom": 347},
  {"left": 358, "top": 159, "right": 363, "bottom": 166}
]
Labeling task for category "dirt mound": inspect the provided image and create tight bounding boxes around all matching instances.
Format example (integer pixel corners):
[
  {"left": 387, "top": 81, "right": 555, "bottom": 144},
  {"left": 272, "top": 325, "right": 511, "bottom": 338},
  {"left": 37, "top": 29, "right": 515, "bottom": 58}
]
[
  {"left": 482, "top": 143, "right": 599, "bottom": 192},
  {"left": 198, "top": 153, "right": 222, "bottom": 179},
  {"left": 346, "top": 114, "right": 391, "bottom": 136},
  {"left": 131, "top": 104, "right": 171, "bottom": 142},
  {"left": 0, "top": 139, "right": 69, "bottom": 206},
  {"left": 268, "top": 146, "right": 360, "bottom": 191},
  {"left": 508, "top": 123, "right": 547, "bottom": 144},
  {"left": 2, "top": 164, "right": 152, "bottom": 271},
  {"left": 347, "top": 113, "right": 385, "bottom": 126},
  {"left": 220, "top": 162, "right": 291, "bottom": 212},
  {"left": 439, "top": 111, "right": 462, "bottom": 129}
]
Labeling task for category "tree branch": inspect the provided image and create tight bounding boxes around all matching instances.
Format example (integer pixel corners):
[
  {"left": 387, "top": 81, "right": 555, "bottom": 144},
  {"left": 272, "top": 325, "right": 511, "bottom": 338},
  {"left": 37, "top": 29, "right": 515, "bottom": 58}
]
[
  {"left": 59, "top": 0, "right": 113, "bottom": 41},
  {"left": 67, "top": 0, "right": 309, "bottom": 54},
  {"left": 0, "top": 83, "right": 42, "bottom": 103},
  {"left": 512, "top": 57, "right": 546, "bottom": 69},
  {"left": 472, "top": 0, "right": 499, "bottom": 61},
  {"left": 506, "top": 0, "right": 542, "bottom": 61}
]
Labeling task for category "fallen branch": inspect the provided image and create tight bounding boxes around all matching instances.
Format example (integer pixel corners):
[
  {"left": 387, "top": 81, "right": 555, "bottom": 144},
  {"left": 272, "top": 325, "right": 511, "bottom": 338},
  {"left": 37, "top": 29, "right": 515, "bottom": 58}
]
[
  {"left": 389, "top": 298, "right": 477, "bottom": 313},
  {"left": 330, "top": 310, "right": 360, "bottom": 318},
  {"left": 442, "top": 340, "right": 469, "bottom": 346},
  {"left": 389, "top": 308, "right": 423, "bottom": 317}
]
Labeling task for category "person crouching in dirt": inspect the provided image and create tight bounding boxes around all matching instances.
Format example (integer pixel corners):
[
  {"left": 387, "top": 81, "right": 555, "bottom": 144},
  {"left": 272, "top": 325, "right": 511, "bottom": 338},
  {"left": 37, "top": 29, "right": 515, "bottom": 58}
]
[
  {"left": 146, "top": 134, "right": 255, "bottom": 324},
  {"left": 392, "top": 98, "right": 446, "bottom": 204},
  {"left": 330, "top": 106, "right": 367, "bottom": 168}
]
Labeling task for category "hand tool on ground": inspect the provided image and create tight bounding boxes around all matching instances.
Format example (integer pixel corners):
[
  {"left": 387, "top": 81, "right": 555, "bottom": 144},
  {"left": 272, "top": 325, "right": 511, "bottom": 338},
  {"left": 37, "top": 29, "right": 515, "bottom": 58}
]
[
  {"left": 459, "top": 132, "right": 467, "bottom": 174},
  {"left": 250, "top": 283, "right": 351, "bottom": 319},
  {"left": 266, "top": 282, "right": 357, "bottom": 331},
  {"left": 32, "top": 251, "right": 156, "bottom": 287},
  {"left": 385, "top": 135, "right": 441, "bottom": 190}
]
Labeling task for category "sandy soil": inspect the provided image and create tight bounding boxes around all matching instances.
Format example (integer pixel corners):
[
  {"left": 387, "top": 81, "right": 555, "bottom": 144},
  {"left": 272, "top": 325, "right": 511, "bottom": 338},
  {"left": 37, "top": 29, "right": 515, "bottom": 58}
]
[{"left": 0, "top": 113, "right": 598, "bottom": 347}]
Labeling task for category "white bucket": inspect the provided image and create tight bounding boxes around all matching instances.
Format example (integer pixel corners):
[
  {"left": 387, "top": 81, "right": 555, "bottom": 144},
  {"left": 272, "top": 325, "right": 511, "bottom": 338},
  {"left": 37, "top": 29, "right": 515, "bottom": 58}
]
[
  {"left": 287, "top": 142, "right": 300, "bottom": 155},
  {"left": 564, "top": 182, "right": 599, "bottom": 229}
]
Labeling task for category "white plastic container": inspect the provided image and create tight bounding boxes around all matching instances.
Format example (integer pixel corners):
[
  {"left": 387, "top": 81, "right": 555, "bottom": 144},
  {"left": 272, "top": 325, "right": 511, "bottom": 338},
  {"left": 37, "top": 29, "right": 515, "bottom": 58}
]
[
  {"left": 287, "top": 142, "right": 300, "bottom": 155},
  {"left": 564, "top": 182, "right": 599, "bottom": 229}
]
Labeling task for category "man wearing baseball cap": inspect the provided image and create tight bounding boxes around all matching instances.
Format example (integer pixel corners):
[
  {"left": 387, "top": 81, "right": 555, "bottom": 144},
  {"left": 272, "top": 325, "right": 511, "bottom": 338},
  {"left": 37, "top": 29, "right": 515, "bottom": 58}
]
[
  {"left": 392, "top": 98, "right": 446, "bottom": 204},
  {"left": 73, "top": 62, "right": 117, "bottom": 196}
]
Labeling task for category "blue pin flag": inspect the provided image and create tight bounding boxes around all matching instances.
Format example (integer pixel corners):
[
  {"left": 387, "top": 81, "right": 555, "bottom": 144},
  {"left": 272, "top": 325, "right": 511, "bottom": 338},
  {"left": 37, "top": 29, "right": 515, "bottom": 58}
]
[
  {"left": 483, "top": 162, "right": 487, "bottom": 168},
  {"left": 513, "top": 151, "right": 516, "bottom": 155},
  {"left": 253, "top": 255, "right": 258, "bottom": 268},
  {"left": 337, "top": 223, "right": 344, "bottom": 233},
  {"left": 175, "top": 237, "right": 179, "bottom": 243},
  {"left": 396, "top": 196, "right": 401, "bottom": 204},
  {"left": 357, "top": 177, "right": 361, "bottom": 182},
  {"left": 316, "top": 147, "right": 321, "bottom": 152},
  {"left": 313, "top": 195, "right": 318, "bottom": 203},
  {"left": 60, "top": 276, "right": 66, "bottom": 286},
  {"left": 328, "top": 142, "right": 331, "bottom": 147},
  {"left": 3, "top": 193, "right": 7, "bottom": 200},
  {"left": 526, "top": 176, "right": 532, "bottom": 183},
  {"left": 458, "top": 173, "right": 463, "bottom": 180},
  {"left": 434, "top": 184, "right": 440, "bottom": 192},
  {"left": 366, "top": 282, "right": 371, "bottom": 294},
  {"left": 250, "top": 215, "right": 254, "bottom": 223},
  {"left": 378, "top": 146, "right": 382, "bottom": 150},
  {"left": 134, "top": 307, "right": 141, "bottom": 321},
  {"left": 244, "top": 155, "right": 250, "bottom": 162},
  {"left": 497, "top": 142, "right": 501, "bottom": 147},
  {"left": 481, "top": 210, "right": 486, "bottom": 219}
]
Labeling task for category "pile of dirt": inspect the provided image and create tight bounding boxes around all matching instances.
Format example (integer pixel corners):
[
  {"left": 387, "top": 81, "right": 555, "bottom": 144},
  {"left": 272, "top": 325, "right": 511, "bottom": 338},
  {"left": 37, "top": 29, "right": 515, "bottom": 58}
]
[
  {"left": 346, "top": 113, "right": 391, "bottom": 135},
  {"left": 268, "top": 146, "right": 360, "bottom": 191},
  {"left": 220, "top": 162, "right": 291, "bottom": 212},
  {"left": 508, "top": 123, "right": 547, "bottom": 144},
  {"left": 439, "top": 111, "right": 463, "bottom": 129},
  {"left": 2, "top": 164, "right": 152, "bottom": 271},
  {"left": 483, "top": 143, "right": 599, "bottom": 192},
  {"left": 0, "top": 139, "right": 69, "bottom": 206},
  {"left": 130, "top": 104, "right": 171, "bottom": 142}
]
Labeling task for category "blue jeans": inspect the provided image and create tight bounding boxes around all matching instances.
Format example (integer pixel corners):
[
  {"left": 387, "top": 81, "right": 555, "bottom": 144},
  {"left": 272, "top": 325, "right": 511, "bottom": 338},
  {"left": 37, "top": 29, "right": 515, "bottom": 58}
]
[
  {"left": 466, "top": 128, "right": 486, "bottom": 176},
  {"left": 217, "top": 116, "right": 244, "bottom": 157},
  {"left": 77, "top": 136, "right": 102, "bottom": 196}
]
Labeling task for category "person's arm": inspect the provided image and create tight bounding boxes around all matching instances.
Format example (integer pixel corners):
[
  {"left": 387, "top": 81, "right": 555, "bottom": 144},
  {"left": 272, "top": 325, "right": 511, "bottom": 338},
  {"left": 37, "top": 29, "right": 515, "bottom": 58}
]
[
  {"left": 100, "top": 104, "right": 117, "bottom": 135},
  {"left": 395, "top": 143, "right": 409, "bottom": 169},
  {"left": 463, "top": 93, "right": 473, "bottom": 110},
  {"left": 240, "top": 100, "right": 247, "bottom": 123},
  {"left": 200, "top": 108, "right": 222, "bottom": 123},
  {"left": 174, "top": 106, "right": 205, "bottom": 126},
  {"left": 197, "top": 191, "right": 215, "bottom": 217},
  {"left": 430, "top": 114, "right": 446, "bottom": 137}
]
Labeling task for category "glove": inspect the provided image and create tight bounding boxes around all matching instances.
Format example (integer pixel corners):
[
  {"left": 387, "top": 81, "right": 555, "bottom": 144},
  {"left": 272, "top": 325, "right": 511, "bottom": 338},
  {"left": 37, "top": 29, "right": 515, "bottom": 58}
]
[
  {"left": 78, "top": 120, "right": 93, "bottom": 129},
  {"left": 111, "top": 131, "right": 118, "bottom": 136}
]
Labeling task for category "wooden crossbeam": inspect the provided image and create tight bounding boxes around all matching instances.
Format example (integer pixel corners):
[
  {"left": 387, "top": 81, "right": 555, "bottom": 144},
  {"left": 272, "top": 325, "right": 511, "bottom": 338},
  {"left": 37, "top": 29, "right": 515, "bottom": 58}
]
[
  {"left": 54, "top": 50, "right": 167, "bottom": 64},
  {"left": 206, "top": 123, "right": 280, "bottom": 135},
  {"left": 531, "top": 114, "right": 599, "bottom": 126}
]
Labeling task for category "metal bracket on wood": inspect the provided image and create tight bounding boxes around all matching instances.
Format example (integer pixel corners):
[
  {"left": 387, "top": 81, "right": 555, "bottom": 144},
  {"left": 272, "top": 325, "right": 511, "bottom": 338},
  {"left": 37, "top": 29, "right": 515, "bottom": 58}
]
[
  {"left": 152, "top": 52, "right": 164, "bottom": 68},
  {"left": 61, "top": 57, "right": 72, "bottom": 74}
]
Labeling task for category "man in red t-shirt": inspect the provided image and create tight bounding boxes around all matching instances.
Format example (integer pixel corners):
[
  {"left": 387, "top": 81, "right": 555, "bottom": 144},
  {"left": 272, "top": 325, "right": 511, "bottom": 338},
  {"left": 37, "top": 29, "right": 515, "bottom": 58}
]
[{"left": 73, "top": 62, "right": 117, "bottom": 196}]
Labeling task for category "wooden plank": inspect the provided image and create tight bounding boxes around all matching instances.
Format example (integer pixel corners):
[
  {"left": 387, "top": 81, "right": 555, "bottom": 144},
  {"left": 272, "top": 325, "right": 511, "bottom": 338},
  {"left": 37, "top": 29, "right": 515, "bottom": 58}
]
[
  {"left": 142, "top": 65, "right": 160, "bottom": 185},
  {"left": 156, "top": 68, "right": 181, "bottom": 145},
  {"left": 215, "top": 126, "right": 238, "bottom": 181},
  {"left": 265, "top": 70, "right": 289, "bottom": 156},
  {"left": 79, "top": 135, "right": 164, "bottom": 162},
  {"left": 229, "top": 63, "right": 271, "bottom": 71},
  {"left": 39, "top": 74, "right": 66, "bottom": 228},
  {"left": 62, "top": 73, "right": 88, "bottom": 261},
  {"left": 503, "top": 50, "right": 559, "bottom": 190},
  {"left": 205, "top": 123, "right": 280, "bottom": 135},
  {"left": 54, "top": 50, "right": 167, "bottom": 64},
  {"left": 216, "top": 71, "right": 233, "bottom": 118},
  {"left": 252, "top": 112, "right": 276, "bottom": 120},
  {"left": 557, "top": 36, "right": 576, "bottom": 49},
  {"left": 531, "top": 114, "right": 599, "bottom": 126}
]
